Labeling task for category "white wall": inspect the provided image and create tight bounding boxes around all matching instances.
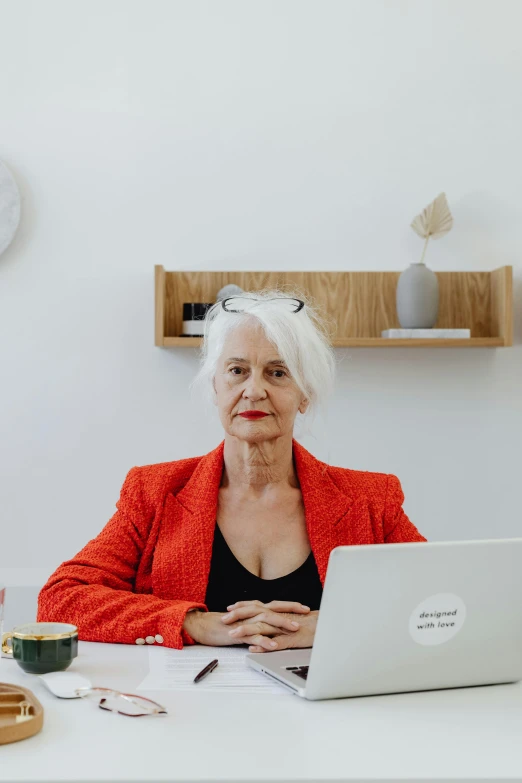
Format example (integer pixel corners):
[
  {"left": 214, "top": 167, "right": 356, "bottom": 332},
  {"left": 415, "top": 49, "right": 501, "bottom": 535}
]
[{"left": 1, "top": 0, "right": 521, "bottom": 579}]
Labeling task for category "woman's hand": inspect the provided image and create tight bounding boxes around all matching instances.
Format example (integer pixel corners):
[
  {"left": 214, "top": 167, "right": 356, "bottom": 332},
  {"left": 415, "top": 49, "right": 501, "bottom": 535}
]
[
  {"left": 221, "top": 600, "right": 318, "bottom": 652},
  {"left": 182, "top": 610, "right": 255, "bottom": 647}
]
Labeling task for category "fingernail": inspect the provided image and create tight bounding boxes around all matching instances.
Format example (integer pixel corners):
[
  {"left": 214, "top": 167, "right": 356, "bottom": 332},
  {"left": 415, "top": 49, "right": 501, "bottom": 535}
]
[
  {"left": 301, "top": 605, "right": 310, "bottom": 610},
  {"left": 221, "top": 615, "right": 229, "bottom": 621},
  {"left": 227, "top": 604, "right": 236, "bottom": 609},
  {"left": 270, "top": 641, "right": 277, "bottom": 647},
  {"left": 229, "top": 628, "right": 239, "bottom": 635},
  {"left": 291, "top": 621, "right": 299, "bottom": 627}
]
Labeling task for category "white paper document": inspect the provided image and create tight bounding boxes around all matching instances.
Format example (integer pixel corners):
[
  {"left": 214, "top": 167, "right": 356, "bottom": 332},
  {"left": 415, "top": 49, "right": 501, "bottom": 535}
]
[{"left": 136, "top": 645, "right": 283, "bottom": 693}]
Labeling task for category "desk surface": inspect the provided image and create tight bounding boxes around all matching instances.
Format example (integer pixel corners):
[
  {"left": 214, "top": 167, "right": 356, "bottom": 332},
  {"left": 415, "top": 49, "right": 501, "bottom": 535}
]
[{"left": 2, "top": 588, "right": 522, "bottom": 783}]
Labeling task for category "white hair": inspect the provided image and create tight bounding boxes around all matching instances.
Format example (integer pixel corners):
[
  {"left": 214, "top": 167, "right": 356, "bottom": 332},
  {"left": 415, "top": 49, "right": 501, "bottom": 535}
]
[{"left": 190, "top": 289, "right": 337, "bottom": 428}]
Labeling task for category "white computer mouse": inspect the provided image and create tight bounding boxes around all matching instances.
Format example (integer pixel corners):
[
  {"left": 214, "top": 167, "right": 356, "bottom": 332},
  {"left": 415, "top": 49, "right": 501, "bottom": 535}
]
[{"left": 38, "top": 671, "right": 92, "bottom": 698}]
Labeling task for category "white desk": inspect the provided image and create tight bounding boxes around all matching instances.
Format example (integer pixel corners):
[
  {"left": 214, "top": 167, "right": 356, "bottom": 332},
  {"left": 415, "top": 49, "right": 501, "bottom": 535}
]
[{"left": 2, "top": 588, "right": 522, "bottom": 782}]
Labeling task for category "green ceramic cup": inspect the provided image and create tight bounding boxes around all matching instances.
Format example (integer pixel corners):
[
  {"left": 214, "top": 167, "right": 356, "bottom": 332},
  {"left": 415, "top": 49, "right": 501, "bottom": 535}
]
[{"left": 2, "top": 622, "right": 78, "bottom": 674}]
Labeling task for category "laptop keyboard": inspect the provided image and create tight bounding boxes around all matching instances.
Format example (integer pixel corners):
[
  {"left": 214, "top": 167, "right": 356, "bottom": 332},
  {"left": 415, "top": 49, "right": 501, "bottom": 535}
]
[{"left": 285, "top": 665, "right": 309, "bottom": 681}]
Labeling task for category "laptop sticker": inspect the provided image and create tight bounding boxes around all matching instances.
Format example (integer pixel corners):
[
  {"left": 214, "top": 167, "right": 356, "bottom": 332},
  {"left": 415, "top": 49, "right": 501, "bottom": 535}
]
[{"left": 409, "top": 593, "right": 466, "bottom": 646}]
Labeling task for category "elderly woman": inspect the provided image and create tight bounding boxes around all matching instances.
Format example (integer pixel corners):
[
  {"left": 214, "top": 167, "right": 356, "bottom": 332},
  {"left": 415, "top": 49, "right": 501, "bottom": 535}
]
[{"left": 38, "top": 291, "right": 426, "bottom": 653}]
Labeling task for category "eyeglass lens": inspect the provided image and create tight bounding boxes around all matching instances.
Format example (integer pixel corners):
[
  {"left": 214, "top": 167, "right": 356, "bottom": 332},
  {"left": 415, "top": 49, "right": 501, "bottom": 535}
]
[
  {"left": 98, "top": 694, "right": 163, "bottom": 716},
  {"left": 224, "top": 297, "right": 302, "bottom": 312}
]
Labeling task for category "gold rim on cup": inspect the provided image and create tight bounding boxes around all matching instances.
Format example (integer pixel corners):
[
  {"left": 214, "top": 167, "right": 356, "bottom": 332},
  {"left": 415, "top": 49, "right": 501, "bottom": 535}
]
[{"left": 2, "top": 624, "right": 78, "bottom": 655}]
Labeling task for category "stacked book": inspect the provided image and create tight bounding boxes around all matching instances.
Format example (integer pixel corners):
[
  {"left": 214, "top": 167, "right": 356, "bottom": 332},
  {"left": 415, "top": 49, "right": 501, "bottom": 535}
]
[{"left": 381, "top": 329, "right": 470, "bottom": 339}]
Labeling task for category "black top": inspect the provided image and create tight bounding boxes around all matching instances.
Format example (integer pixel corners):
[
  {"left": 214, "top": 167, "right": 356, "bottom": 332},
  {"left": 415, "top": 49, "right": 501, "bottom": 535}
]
[{"left": 204, "top": 524, "right": 323, "bottom": 612}]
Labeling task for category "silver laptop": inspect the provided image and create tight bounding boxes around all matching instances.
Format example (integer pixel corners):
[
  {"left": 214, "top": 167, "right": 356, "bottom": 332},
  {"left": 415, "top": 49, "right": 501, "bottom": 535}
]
[{"left": 246, "top": 539, "right": 522, "bottom": 700}]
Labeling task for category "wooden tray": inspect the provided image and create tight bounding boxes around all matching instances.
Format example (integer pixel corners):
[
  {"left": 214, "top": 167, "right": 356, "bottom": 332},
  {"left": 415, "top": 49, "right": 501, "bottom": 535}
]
[{"left": 0, "top": 683, "right": 44, "bottom": 744}]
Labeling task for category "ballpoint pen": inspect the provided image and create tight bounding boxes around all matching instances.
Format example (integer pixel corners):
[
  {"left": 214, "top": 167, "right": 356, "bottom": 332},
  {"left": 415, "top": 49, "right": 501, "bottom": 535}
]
[{"left": 193, "top": 658, "right": 219, "bottom": 684}]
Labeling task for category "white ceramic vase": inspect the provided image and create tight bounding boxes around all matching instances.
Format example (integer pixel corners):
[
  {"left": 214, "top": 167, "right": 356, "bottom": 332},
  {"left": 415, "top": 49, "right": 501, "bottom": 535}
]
[{"left": 396, "top": 263, "right": 439, "bottom": 329}]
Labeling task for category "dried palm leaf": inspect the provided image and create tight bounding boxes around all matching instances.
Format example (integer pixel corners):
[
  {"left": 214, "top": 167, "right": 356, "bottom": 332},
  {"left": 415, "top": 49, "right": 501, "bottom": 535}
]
[{"left": 411, "top": 192, "right": 453, "bottom": 264}]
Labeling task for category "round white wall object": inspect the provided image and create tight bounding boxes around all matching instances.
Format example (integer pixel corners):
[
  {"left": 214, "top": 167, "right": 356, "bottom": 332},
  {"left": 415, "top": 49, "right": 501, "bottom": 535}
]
[{"left": 0, "top": 160, "right": 21, "bottom": 257}]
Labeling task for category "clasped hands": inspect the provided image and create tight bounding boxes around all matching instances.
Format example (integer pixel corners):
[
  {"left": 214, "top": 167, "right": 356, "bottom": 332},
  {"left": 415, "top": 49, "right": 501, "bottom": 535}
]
[{"left": 185, "top": 600, "right": 318, "bottom": 652}]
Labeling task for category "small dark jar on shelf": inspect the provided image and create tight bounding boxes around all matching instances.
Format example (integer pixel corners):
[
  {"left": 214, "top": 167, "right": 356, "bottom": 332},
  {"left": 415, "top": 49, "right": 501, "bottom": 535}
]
[{"left": 180, "top": 303, "right": 214, "bottom": 337}]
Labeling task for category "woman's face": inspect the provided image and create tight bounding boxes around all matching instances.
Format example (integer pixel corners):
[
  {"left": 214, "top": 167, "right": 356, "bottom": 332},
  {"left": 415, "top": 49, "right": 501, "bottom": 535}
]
[{"left": 213, "top": 321, "right": 309, "bottom": 443}]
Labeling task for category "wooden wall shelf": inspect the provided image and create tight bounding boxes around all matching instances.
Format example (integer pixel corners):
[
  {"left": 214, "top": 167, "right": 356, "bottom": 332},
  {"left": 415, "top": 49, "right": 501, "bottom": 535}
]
[{"left": 155, "top": 265, "right": 513, "bottom": 348}]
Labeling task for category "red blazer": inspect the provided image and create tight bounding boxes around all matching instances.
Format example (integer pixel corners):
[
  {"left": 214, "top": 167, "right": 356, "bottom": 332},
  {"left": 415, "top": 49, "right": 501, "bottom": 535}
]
[{"left": 37, "top": 440, "right": 426, "bottom": 649}]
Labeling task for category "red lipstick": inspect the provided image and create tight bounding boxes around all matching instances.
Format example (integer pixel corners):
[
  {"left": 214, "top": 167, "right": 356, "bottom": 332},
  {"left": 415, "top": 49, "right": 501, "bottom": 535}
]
[{"left": 238, "top": 411, "right": 269, "bottom": 419}]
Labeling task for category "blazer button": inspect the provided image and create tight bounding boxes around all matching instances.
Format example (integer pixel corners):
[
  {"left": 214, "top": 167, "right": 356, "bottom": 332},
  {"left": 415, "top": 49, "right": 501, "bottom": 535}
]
[
  {"left": 145, "top": 636, "right": 155, "bottom": 644},
  {"left": 135, "top": 638, "right": 145, "bottom": 645},
  {"left": 155, "top": 635, "right": 164, "bottom": 644}
]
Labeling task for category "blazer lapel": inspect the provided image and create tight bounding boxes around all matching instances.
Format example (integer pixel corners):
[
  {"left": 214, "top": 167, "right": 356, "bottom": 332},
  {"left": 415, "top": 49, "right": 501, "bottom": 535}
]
[
  {"left": 292, "top": 440, "right": 374, "bottom": 584},
  {"left": 153, "top": 442, "right": 225, "bottom": 603}
]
